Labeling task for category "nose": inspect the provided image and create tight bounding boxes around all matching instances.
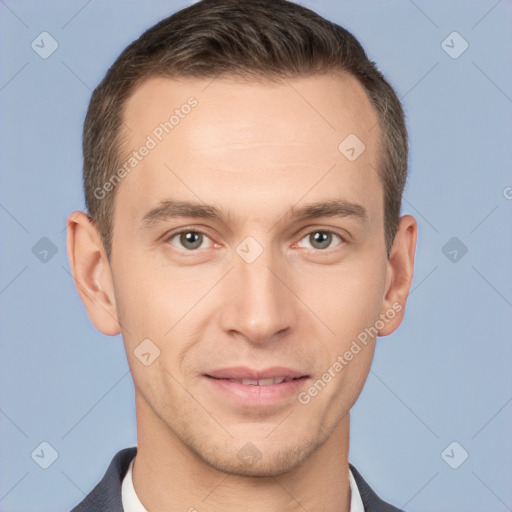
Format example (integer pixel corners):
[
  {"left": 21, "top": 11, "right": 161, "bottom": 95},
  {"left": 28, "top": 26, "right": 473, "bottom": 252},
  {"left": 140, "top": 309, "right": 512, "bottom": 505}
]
[{"left": 219, "top": 242, "right": 296, "bottom": 345}]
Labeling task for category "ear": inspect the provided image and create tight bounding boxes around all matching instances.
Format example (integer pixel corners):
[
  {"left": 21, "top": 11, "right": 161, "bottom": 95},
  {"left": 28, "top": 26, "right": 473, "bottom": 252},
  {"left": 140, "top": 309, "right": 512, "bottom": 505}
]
[
  {"left": 378, "top": 214, "right": 417, "bottom": 336},
  {"left": 66, "top": 211, "right": 120, "bottom": 336}
]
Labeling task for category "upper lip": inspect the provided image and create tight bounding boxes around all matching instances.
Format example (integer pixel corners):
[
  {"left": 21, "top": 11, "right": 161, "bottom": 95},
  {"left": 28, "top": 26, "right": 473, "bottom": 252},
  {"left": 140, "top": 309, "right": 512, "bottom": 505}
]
[{"left": 206, "top": 366, "right": 308, "bottom": 380}]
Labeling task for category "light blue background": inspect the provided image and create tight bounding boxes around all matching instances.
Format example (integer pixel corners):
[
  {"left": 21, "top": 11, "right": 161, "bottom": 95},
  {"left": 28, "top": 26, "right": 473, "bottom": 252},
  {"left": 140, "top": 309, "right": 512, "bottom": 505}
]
[{"left": 1, "top": 1, "right": 511, "bottom": 511}]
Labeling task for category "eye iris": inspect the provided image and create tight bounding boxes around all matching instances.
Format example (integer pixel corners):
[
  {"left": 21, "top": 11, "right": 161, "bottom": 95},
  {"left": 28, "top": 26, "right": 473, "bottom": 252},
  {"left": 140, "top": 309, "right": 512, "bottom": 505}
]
[
  {"left": 310, "top": 231, "right": 331, "bottom": 249},
  {"left": 180, "top": 232, "right": 202, "bottom": 250}
]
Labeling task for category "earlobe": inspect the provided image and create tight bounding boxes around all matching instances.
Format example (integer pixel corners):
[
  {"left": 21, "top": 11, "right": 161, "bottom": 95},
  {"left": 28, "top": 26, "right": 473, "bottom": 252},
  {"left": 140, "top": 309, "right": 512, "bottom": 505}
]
[
  {"left": 378, "top": 214, "right": 417, "bottom": 337},
  {"left": 66, "top": 211, "right": 121, "bottom": 336}
]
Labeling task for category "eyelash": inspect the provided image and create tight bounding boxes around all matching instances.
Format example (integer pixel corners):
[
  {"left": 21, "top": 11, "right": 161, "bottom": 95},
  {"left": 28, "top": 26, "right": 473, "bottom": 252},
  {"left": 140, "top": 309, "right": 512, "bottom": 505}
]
[{"left": 165, "top": 227, "right": 346, "bottom": 253}]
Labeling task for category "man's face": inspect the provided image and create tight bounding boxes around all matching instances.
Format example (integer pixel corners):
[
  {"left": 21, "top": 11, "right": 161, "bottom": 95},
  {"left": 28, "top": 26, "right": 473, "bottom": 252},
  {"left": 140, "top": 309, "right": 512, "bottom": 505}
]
[{"left": 110, "top": 73, "right": 391, "bottom": 475}]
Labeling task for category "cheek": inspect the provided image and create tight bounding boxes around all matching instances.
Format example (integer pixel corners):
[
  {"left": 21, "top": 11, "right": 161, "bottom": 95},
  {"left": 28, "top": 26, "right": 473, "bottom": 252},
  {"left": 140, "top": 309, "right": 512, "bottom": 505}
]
[
  {"left": 111, "top": 251, "right": 192, "bottom": 336},
  {"left": 293, "top": 259, "right": 386, "bottom": 344},
  {"left": 111, "top": 255, "right": 218, "bottom": 377}
]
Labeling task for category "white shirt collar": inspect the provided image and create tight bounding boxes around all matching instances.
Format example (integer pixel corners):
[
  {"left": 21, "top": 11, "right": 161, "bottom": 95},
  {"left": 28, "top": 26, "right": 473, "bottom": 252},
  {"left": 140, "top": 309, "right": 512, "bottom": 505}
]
[
  {"left": 121, "top": 457, "right": 148, "bottom": 512},
  {"left": 122, "top": 456, "right": 364, "bottom": 512}
]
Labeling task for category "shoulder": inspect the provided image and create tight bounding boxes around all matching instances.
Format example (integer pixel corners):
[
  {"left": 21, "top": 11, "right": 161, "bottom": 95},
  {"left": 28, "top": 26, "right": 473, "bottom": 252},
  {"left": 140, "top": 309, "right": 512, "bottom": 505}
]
[
  {"left": 349, "top": 463, "right": 406, "bottom": 512},
  {"left": 70, "top": 447, "right": 137, "bottom": 512}
]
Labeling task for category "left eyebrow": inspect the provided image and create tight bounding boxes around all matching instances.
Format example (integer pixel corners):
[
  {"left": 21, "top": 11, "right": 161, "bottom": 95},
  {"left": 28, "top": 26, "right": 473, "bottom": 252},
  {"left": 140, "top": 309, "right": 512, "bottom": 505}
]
[{"left": 290, "top": 199, "right": 368, "bottom": 224}]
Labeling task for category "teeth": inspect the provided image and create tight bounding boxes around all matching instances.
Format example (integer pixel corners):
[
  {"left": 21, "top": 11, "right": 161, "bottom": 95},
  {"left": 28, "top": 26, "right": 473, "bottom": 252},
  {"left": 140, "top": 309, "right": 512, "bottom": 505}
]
[{"left": 234, "top": 377, "right": 290, "bottom": 386}]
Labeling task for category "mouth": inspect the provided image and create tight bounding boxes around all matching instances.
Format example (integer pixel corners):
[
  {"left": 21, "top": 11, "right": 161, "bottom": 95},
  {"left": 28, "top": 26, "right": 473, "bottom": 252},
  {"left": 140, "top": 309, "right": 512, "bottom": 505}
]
[
  {"left": 211, "top": 376, "right": 301, "bottom": 386},
  {"left": 204, "top": 367, "right": 310, "bottom": 407}
]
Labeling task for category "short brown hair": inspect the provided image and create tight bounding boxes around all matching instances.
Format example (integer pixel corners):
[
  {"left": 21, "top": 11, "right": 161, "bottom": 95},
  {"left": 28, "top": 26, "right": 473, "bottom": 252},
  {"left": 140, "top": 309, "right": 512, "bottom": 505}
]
[{"left": 83, "top": 0, "right": 408, "bottom": 258}]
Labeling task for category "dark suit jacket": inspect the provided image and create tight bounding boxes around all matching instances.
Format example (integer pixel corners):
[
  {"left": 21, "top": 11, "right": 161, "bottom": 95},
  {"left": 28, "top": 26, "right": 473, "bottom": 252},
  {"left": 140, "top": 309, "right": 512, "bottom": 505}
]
[{"left": 70, "top": 447, "right": 405, "bottom": 512}]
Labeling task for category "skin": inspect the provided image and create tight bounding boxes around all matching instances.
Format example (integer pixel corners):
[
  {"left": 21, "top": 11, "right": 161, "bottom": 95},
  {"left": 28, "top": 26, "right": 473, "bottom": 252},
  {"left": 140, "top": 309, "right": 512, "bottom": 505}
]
[{"left": 67, "top": 73, "right": 417, "bottom": 512}]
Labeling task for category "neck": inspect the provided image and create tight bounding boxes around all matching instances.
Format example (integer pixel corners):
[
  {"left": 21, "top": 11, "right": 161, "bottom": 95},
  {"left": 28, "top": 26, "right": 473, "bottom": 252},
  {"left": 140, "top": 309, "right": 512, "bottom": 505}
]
[{"left": 132, "top": 393, "right": 352, "bottom": 512}]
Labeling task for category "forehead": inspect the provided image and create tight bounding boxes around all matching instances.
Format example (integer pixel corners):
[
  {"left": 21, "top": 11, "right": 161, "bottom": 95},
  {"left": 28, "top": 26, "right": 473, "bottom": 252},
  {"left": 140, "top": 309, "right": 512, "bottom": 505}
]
[
  {"left": 122, "top": 72, "right": 378, "bottom": 151},
  {"left": 115, "top": 73, "right": 382, "bottom": 227}
]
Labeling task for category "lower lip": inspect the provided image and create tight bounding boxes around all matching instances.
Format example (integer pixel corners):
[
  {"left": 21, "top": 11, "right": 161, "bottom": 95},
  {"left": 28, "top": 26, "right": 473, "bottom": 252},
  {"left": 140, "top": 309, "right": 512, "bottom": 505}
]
[{"left": 205, "top": 376, "right": 309, "bottom": 407}]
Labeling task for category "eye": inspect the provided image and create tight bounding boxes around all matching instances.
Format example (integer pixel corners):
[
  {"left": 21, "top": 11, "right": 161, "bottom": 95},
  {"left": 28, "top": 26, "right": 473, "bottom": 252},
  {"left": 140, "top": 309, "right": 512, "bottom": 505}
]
[
  {"left": 298, "top": 230, "right": 343, "bottom": 250},
  {"left": 167, "top": 230, "right": 213, "bottom": 251}
]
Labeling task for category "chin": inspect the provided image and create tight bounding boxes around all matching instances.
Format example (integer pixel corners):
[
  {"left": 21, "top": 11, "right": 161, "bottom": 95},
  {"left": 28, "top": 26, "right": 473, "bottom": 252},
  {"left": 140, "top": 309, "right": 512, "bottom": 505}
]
[{"left": 189, "top": 434, "right": 321, "bottom": 478}]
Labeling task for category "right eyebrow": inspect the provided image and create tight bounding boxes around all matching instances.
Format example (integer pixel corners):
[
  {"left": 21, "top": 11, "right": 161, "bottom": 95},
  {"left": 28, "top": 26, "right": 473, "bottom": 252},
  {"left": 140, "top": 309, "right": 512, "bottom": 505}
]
[{"left": 140, "top": 200, "right": 224, "bottom": 228}]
